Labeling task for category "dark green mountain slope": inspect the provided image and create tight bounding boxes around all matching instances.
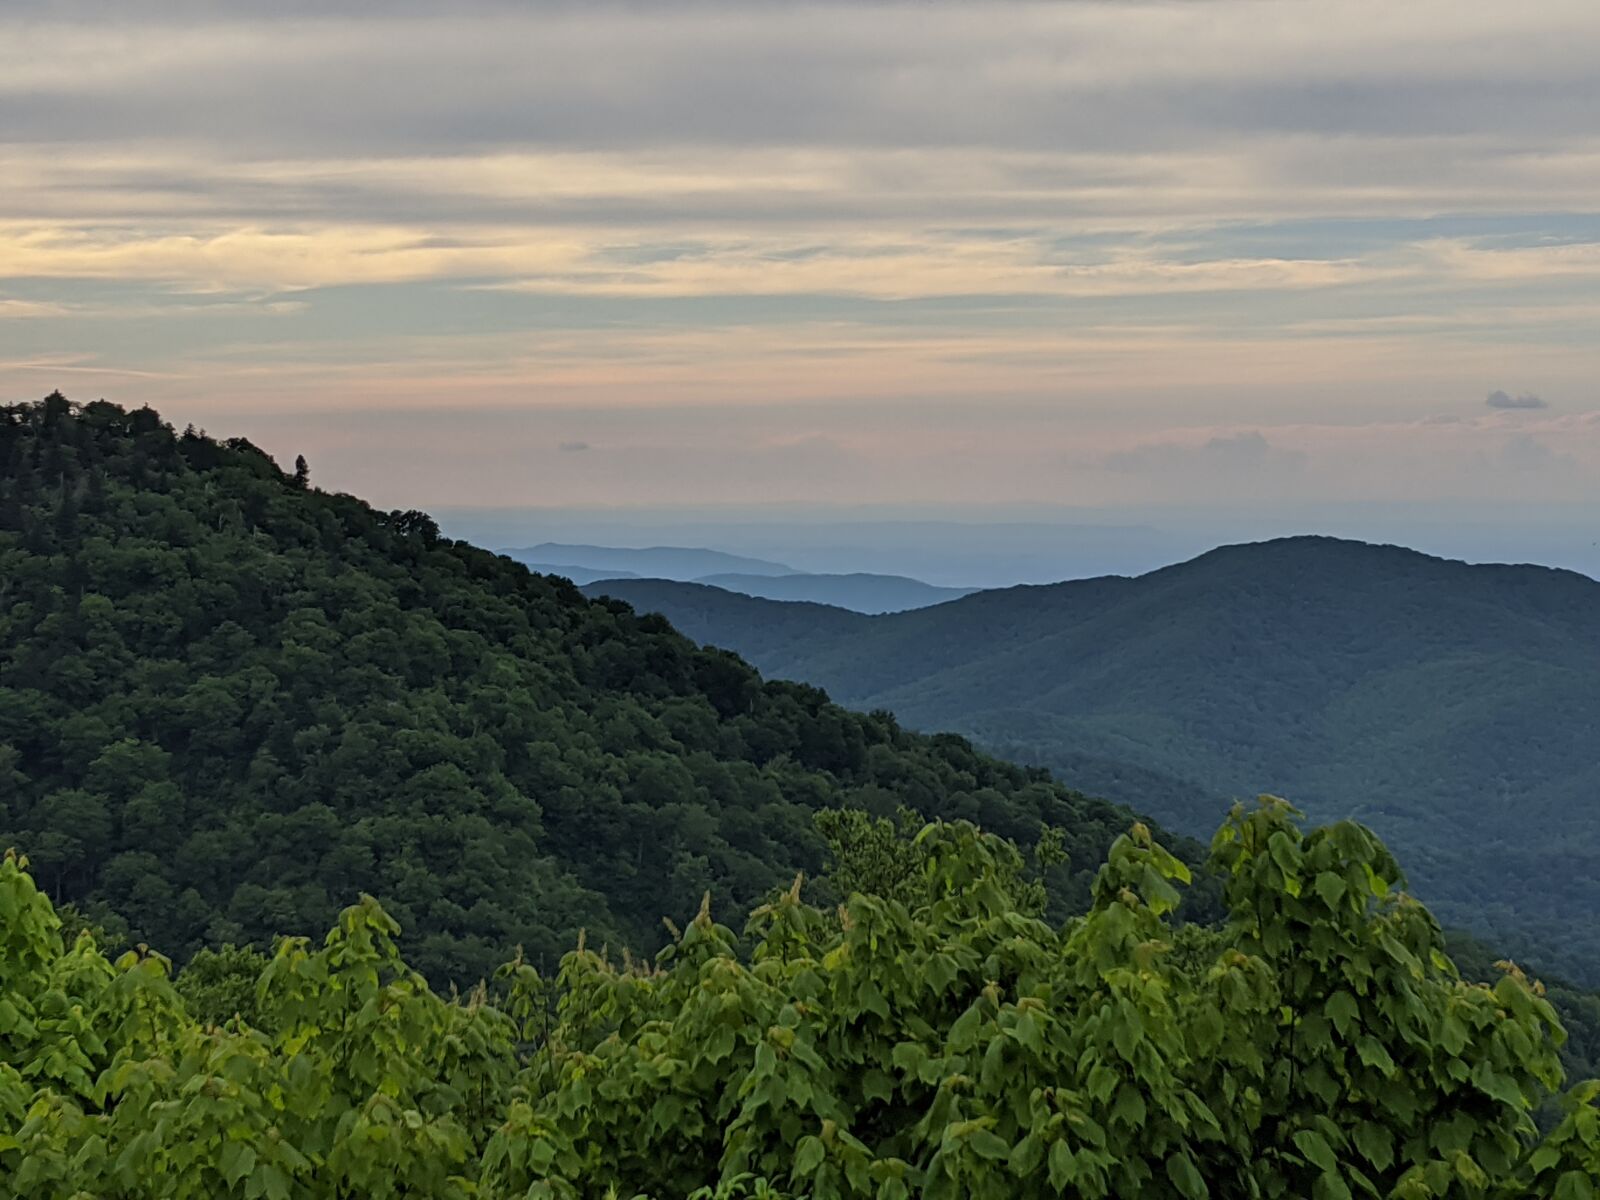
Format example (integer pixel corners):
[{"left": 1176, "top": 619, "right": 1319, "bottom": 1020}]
[
  {"left": 588, "top": 540, "right": 1600, "bottom": 979},
  {"left": 583, "top": 579, "right": 870, "bottom": 672},
  {"left": 0, "top": 395, "right": 1177, "bottom": 983},
  {"left": 582, "top": 580, "right": 1221, "bottom": 824}
]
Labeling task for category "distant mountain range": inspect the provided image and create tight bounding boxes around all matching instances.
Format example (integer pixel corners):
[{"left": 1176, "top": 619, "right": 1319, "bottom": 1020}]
[
  {"left": 505, "top": 544, "right": 974, "bottom": 612},
  {"left": 692, "top": 572, "right": 975, "bottom": 613},
  {"left": 503, "top": 542, "right": 795, "bottom": 579},
  {"left": 587, "top": 536, "right": 1600, "bottom": 981},
  {"left": 513, "top": 563, "right": 642, "bottom": 586}
]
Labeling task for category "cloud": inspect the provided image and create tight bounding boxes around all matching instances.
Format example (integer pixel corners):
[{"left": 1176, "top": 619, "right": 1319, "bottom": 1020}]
[
  {"left": 4, "top": 2, "right": 1598, "bottom": 158},
  {"left": 1486, "top": 389, "right": 1548, "bottom": 410},
  {"left": 0, "top": 298, "right": 70, "bottom": 318},
  {"left": 1494, "top": 433, "right": 1570, "bottom": 472},
  {"left": 2, "top": 1, "right": 1600, "bottom": 517},
  {"left": 1104, "top": 431, "right": 1307, "bottom": 475},
  {"left": 558, "top": 440, "right": 590, "bottom": 452}
]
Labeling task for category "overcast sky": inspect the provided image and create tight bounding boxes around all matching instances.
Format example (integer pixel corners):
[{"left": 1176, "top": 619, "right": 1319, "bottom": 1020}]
[{"left": 3, "top": 0, "right": 1598, "bottom": 518}]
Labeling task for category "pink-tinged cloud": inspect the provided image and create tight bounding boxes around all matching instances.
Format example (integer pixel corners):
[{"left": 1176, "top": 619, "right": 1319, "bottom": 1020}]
[{"left": 0, "top": 0, "right": 1597, "bottom": 513}]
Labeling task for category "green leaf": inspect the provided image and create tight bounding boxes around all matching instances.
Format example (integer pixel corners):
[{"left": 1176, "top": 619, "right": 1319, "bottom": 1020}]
[
  {"left": 1470, "top": 1061, "right": 1525, "bottom": 1109},
  {"left": 257, "top": 1163, "right": 292, "bottom": 1200},
  {"left": 966, "top": 1129, "right": 1010, "bottom": 1161},
  {"left": 1325, "top": 991, "right": 1359, "bottom": 1039},
  {"left": 1048, "top": 1141, "right": 1077, "bottom": 1189},
  {"left": 1355, "top": 1036, "right": 1395, "bottom": 1074},
  {"left": 1165, "top": 1151, "right": 1207, "bottom": 1200},
  {"left": 793, "top": 1135, "right": 825, "bottom": 1176},
  {"left": 1111, "top": 1083, "right": 1147, "bottom": 1130},
  {"left": 1009, "top": 1134, "right": 1043, "bottom": 1177},
  {"left": 1352, "top": 1120, "right": 1393, "bottom": 1171},
  {"left": 1314, "top": 872, "right": 1347, "bottom": 908},
  {"left": 1293, "top": 1129, "right": 1340, "bottom": 1174},
  {"left": 219, "top": 1140, "right": 257, "bottom": 1184}
]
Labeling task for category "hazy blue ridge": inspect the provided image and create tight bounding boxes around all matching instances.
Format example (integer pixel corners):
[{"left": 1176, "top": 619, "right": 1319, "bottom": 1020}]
[
  {"left": 512, "top": 563, "right": 643, "bottom": 586},
  {"left": 690, "top": 571, "right": 976, "bottom": 613},
  {"left": 503, "top": 542, "right": 794, "bottom": 579}
]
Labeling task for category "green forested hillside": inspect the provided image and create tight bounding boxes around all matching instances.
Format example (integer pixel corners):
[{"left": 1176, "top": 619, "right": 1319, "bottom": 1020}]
[
  {"left": 0, "top": 395, "right": 1173, "bottom": 984},
  {"left": 587, "top": 542, "right": 1600, "bottom": 980}
]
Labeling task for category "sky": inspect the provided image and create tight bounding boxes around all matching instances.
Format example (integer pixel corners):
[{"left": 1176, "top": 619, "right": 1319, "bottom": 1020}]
[{"left": 3, "top": 0, "right": 1599, "bottom": 545}]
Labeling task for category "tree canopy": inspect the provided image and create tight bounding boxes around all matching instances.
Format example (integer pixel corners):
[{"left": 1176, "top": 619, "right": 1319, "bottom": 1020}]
[{"left": 5, "top": 799, "right": 1600, "bottom": 1198}]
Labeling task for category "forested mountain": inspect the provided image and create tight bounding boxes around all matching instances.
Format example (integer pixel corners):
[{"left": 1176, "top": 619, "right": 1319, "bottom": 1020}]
[
  {"left": 587, "top": 540, "right": 1600, "bottom": 980},
  {"left": 0, "top": 395, "right": 1182, "bottom": 984}
]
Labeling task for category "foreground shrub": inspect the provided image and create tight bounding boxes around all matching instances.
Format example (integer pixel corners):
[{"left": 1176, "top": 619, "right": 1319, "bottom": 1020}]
[{"left": 3, "top": 798, "right": 1598, "bottom": 1197}]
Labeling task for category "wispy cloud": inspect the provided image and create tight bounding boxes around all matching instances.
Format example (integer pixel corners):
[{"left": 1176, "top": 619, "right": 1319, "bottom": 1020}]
[
  {"left": 1104, "top": 431, "right": 1307, "bottom": 476},
  {"left": 1493, "top": 433, "right": 1569, "bottom": 470}
]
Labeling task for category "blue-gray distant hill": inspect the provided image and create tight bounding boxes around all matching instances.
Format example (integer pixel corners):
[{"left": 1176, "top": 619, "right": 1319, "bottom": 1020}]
[
  {"left": 693, "top": 572, "right": 975, "bottom": 613},
  {"left": 512, "top": 545, "right": 974, "bottom": 611},
  {"left": 587, "top": 537, "right": 1600, "bottom": 982},
  {"left": 515, "top": 563, "right": 642, "bottom": 586},
  {"left": 503, "top": 542, "right": 794, "bottom": 580}
]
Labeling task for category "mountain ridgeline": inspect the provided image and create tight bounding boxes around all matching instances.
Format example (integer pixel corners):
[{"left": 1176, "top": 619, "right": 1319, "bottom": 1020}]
[
  {"left": 0, "top": 396, "right": 1182, "bottom": 983},
  {"left": 503, "top": 544, "right": 974, "bottom": 613},
  {"left": 687, "top": 572, "right": 976, "bottom": 613},
  {"left": 587, "top": 541, "right": 1600, "bottom": 981},
  {"left": 505, "top": 543, "right": 795, "bottom": 579}
]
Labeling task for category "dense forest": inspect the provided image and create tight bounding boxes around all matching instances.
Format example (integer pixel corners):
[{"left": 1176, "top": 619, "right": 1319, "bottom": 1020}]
[
  {"left": 7, "top": 800, "right": 1600, "bottom": 1198},
  {"left": 0, "top": 395, "right": 1189, "bottom": 986},
  {"left": 588, "top": 546, "right": 1600, "bottom": 981}
]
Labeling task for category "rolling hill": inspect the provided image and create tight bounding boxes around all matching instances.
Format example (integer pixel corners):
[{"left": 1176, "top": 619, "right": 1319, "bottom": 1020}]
[
  {"left": 0, "top": 395, "right": 1185, "bottom": 983},
  {"left": 587, "top": 539, "right": 1600, "bottom": 979}
]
